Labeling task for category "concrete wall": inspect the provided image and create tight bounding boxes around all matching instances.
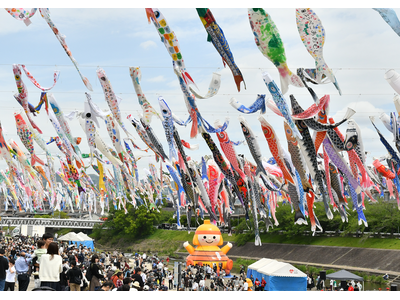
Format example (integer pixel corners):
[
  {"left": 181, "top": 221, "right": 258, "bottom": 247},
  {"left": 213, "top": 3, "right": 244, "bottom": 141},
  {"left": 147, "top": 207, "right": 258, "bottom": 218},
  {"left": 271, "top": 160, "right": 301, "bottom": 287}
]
[{"left": 228, "top": 242, "right": 400, "bottom": 275}]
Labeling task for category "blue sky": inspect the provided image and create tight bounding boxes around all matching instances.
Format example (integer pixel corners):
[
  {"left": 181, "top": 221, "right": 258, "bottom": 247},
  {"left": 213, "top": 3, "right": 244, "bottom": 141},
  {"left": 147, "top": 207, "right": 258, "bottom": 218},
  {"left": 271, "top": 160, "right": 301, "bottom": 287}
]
[{"left": 1, "top": 4, "right": 400, "bottom": 178}]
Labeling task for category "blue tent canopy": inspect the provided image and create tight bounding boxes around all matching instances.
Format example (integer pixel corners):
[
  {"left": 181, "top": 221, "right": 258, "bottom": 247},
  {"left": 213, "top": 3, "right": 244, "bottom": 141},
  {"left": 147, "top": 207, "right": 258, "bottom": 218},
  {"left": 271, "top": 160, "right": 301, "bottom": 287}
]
[
  {"left": 247, "top": 259, "right": 307, "bottom": 291},
  {"left": 69, "top": 240, "right": 94, "bottom": 250}
]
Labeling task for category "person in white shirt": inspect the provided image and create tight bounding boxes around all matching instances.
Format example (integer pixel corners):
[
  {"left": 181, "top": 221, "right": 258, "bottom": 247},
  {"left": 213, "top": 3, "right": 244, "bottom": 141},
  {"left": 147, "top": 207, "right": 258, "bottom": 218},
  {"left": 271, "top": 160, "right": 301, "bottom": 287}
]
[
  {"left": 39, "top": 242, "right": 63, "bottom": 291},
  {"left": 4, "top": 259, "right": 16, "bottom": 291},
  {"left": 141, "top": 270, "right": 147, "bottom": 284},
  {"left": 242, "top": 280, "right": 248, "bottom": 291},
  {"left": 192, "top": 280, "right": 199, "bottom": 291},
  {"left": 199, "top": 277, "right": 205, "bottom": 291},
  {"left": 168, "top": 273, "right": 173, "bottom": 289}
]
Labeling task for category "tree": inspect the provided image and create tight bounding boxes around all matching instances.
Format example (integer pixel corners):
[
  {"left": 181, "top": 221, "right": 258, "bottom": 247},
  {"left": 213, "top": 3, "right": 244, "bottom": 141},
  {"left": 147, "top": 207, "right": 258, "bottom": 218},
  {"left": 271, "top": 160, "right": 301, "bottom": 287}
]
[{"left": 92, "top": 203, "right": 161, "bottom": 241}]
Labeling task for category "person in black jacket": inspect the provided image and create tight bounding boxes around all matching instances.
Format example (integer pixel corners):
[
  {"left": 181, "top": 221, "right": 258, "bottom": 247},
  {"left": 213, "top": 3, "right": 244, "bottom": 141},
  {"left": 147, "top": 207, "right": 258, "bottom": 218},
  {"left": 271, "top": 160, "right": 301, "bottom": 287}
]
[
  {"left": 67, "top": 260, "right": 83, "bottom": 291},
  {"left": 0, "top": 248, "right": 9, "bottom": 291},
  {"left": 89, "top": 254, "right": 104, "bottom": 291},
  {"left": 131, "top": 267, "right": 144, "bottom": 288}
]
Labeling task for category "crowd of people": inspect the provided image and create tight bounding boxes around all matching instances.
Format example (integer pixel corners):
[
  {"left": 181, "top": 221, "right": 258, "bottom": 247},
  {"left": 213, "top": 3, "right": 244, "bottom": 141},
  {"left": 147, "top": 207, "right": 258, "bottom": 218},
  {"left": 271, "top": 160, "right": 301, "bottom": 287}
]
[{"left": 0, "top": 233, "right": 256, "bottom": 291}]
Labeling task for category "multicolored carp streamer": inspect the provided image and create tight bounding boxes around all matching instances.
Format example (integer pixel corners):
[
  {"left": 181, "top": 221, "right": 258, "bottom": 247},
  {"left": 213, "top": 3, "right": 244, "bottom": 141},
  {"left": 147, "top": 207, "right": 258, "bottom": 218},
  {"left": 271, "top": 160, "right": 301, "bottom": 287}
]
[
  {"left": 12, "top": 64, "right": 43, "bottom": 134},
  {"left": 129, "top": 67, "right": 162, "bottom": 125},
  {"left": 38, "top": 8, "right": 93, "bottom": 91},
  {"left": 146, "top": 8, "right": 196, "bottom": 87},
  {"left": 189, "top": 73, "right": 222, "bottom": 99},
  {"left": 5, "top": 8, "right": 37, "bottom": 26},
  {"left": 229, "top": 94, "right": 267, "bottom": 114},
  {"left": 263, "top": 72, "right": 302, "bottom": 139},
  {"left": 248, "top": 8, "right": 304, "bottom": 95},
  {"left": 296, "top": 8, "right": 342, "bottom": 95},
  {"left": 97, "top": 68, "right": 131, "bottom": 138},
  {"left": 196, "top": 8, "right": 246, "bottom": 92},
  {"left": 20, "top": 64, "right": 60, "bottom": 91}
]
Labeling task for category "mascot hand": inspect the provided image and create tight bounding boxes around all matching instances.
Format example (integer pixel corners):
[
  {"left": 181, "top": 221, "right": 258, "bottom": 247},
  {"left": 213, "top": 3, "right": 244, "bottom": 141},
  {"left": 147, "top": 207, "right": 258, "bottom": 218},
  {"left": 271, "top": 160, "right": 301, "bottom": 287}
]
[
  {"left": 227, "top": 242, "right": 232, "bottom": 248},
  {"left": 183, "top": 241, "right": 189, "bottom": 248}
]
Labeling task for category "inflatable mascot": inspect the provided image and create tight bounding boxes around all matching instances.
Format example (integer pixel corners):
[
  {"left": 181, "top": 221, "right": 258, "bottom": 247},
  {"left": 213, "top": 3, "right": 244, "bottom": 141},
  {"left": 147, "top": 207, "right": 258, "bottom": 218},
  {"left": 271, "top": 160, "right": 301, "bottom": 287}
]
[{"left": 183, "top": 220, "right": 233, "bottom": 275}]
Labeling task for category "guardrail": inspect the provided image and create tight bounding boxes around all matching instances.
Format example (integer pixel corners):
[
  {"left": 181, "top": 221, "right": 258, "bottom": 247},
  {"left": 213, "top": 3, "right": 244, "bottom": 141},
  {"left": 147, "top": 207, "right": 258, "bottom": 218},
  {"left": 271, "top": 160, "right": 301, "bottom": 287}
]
[{"left": 0, "top": 217, "right": 103, "bottom": 229}]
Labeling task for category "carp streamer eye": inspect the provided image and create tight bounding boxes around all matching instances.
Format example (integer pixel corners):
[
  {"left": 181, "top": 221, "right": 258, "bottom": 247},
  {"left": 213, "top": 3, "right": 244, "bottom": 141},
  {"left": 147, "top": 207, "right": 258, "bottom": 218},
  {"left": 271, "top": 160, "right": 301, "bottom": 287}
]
[
  {"left": 162, "top": 109, "right": 167, "bottom": 114},
  {"left": 100, "top": 76, "right": 106, "bottom": 81},
  {"left": 268, "top": 85, "right": 276, "bottom": 93}
]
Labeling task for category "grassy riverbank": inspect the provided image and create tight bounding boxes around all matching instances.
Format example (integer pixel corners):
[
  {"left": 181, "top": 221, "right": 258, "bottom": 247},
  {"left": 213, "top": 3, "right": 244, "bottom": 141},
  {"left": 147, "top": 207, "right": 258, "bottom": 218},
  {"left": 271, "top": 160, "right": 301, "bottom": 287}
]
[{"left": 92, "top": 229, "right": 400, "bottom": 252}]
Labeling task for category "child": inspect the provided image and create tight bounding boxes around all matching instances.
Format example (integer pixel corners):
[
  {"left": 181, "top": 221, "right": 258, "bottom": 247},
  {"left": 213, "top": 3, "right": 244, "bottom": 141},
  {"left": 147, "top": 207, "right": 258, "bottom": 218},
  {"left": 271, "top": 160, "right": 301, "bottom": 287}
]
[
  {"left": 5, "top": 259, "right": 16, "bottom": 291},
  {"left": 31, "top": 240, "right": 47, "bottom": 288}
]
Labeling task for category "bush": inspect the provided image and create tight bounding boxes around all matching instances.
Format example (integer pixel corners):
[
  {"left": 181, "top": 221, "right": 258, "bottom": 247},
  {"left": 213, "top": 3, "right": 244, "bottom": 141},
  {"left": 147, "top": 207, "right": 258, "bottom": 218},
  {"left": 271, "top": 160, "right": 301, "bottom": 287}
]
[{"left": 235, "top": 233, "right": 254, "bottom": 246}]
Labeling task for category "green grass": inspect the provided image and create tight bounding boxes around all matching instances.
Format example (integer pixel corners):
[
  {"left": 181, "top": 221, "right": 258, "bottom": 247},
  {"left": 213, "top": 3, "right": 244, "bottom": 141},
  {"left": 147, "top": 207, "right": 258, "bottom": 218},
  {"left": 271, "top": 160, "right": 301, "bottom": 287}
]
[
  {"left": 117, "top": 229, "right": 400, "bottom": 250},
  {"left": 149, "top": 230, "right": 400, "bottom": 250}
]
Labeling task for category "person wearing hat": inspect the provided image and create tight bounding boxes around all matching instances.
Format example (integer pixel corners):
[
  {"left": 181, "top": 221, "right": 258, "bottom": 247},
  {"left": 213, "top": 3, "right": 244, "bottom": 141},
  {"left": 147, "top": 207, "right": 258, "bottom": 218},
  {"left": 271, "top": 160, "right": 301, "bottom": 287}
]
[
  {"left": 111, "top": 269, "right": 122, "bottom": 286},
  {"left": 131, "top": 280, "right": 142, "bottom": 291},
  {"left": 0, "top": 248, "right": 9, "bottom": 291}
]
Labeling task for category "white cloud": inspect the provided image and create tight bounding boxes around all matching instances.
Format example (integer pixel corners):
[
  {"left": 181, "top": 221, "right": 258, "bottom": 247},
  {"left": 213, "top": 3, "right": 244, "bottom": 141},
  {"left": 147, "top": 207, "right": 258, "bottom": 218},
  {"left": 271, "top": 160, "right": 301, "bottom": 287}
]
[
  {"left": 147, "top": 75, "right": 165, "bottom": 82},
  {"left": 140, "top": 40, "right": 157, "bottom": 50}
]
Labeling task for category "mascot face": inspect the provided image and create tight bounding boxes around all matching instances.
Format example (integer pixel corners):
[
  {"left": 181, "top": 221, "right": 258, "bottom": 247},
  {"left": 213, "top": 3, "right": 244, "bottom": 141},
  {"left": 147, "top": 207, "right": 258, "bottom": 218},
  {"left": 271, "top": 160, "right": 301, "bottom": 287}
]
[
  {"left": 199, "top": 233, "right": 221, "bottom": 246},
  {"left": 193, "top": 220, "right": 223, "bottom": 246}
]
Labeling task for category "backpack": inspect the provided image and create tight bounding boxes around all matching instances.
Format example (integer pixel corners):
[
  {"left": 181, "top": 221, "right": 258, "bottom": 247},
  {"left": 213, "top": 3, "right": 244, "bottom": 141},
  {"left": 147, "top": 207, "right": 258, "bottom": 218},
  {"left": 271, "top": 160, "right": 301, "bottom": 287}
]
[{"left": 86, "top": 264, "right": 93, "bottom": 281}]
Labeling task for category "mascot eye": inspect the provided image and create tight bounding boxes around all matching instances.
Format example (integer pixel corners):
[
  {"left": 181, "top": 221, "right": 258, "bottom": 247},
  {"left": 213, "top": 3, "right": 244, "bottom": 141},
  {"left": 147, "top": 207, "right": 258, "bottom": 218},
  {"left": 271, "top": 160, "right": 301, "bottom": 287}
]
[
  {"left": 213, "top": 236, "right": 216, "bottom": 239},
  {"left": 203, "top": 236, "right": 206, "bottom": 239}
]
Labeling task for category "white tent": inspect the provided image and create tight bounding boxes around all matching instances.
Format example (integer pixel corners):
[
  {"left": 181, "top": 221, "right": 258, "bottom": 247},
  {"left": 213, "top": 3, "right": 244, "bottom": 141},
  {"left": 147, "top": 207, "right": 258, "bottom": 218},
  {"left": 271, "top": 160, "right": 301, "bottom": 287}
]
[
  {"left": 77, "top": 232, "right": 92, "bottom": 241},
  {"left": 58, "top": 232, "right": 84, "bottom": 241},
  {"left": 260, "top": 262, "right": 307, "bottom": 278},
  {"left": 247, "top": 258, "right": 275, "bottom": 278},
  {"left": 58, "top": 232, "right": 95, "bottom": 250}
]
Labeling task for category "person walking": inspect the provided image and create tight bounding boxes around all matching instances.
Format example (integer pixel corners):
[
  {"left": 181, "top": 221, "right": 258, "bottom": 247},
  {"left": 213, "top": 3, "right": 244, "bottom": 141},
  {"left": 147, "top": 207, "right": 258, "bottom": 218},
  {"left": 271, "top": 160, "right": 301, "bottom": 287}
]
[
  {"left": 88, "top": 254, "right": 104, "bottom": 291},
  {"left": 15, "top": 250, "right": 32, "bottom": 291},
  {"left": 67, "top": 260, "right": 82, "bottom": 291},
  {"left": 39, "top": 241, "right": 63, "bottom": 291},
  {"left": 4, "top": 259, "right": 16, "bottom": 291},
  {"left": 0, "top": 248, "right": 9, "bottom": 291}
]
